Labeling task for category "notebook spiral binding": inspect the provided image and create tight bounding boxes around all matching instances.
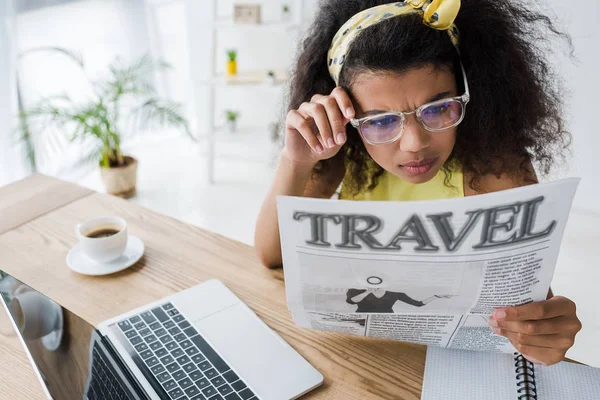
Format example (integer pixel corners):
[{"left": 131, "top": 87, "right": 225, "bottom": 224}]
[{"left": 514, "top": 352, "right": 537, "bottom": 400}]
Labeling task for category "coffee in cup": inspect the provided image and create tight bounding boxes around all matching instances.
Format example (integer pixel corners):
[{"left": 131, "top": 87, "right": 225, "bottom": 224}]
[{"left": 76, "top": 216, "right": 128, "bottom": 263}]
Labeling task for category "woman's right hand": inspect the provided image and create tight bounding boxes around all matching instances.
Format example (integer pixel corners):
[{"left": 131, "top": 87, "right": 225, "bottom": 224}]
[{"left": 283, "top": 86, "right": 355, "bottom": 166}]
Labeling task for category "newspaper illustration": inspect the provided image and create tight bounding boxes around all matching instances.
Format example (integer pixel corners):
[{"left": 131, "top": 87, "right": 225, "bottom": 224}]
[{"left": 277, "top": 178, "right": 580, "bottom": 353}]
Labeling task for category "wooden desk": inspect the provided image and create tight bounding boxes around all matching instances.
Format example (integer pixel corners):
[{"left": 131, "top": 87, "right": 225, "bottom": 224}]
[{"left": 0, "top": 175, "right": 426, "bottom": 399}]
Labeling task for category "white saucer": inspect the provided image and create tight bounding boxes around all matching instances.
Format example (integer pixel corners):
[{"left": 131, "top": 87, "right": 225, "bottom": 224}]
[{"left": 67, "top": 235, "right": 145, "bottom": 276}]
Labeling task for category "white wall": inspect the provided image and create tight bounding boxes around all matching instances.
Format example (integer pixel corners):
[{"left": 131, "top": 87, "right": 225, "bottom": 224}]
[{"left": 544, "top": 0, "right": 600, "bottom": 213}]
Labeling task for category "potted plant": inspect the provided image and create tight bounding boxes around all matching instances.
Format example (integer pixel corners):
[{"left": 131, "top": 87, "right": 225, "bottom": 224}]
[
  {"left": 281, "top": 4, "right": 291, "bottom": 22},
  {"left": 225, "top": 110, "right": 240, "bottom": 133},
  {"left": 266, "top": 70, "right": 277, "bottom": 86},
  {"left": 19, "top": 53, "right": 194, "bottom": 198},
  {"left": 226, "top": 49, "right": 237, "bottom": 76}
]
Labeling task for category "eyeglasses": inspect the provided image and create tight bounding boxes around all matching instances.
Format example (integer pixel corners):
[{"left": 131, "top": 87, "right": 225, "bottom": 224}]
[{"left": 350, "top": 62, "right": 471, "bottom": 145}]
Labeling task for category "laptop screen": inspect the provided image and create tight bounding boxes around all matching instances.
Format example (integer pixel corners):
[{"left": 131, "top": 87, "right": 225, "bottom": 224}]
[{"left": 0, "top": 269, "right": 131, "bottom": 399}]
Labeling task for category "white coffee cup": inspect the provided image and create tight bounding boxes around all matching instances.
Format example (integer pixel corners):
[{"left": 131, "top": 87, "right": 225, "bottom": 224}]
[
  {"left": 76, "top": 216, "right": 128, "bottom": 263},
  {"left": 10, "top": 290, "right": 62, "bottom": 340}
]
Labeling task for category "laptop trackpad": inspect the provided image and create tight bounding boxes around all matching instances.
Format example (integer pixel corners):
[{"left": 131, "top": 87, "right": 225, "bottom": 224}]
[{"left": 192, "top": 303, "right": 322, "bottom": 400}]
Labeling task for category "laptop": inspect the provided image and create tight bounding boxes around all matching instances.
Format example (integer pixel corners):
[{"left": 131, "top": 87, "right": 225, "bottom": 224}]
[{"left": 0, "top": 274, "right": 323, "bottom": 400}]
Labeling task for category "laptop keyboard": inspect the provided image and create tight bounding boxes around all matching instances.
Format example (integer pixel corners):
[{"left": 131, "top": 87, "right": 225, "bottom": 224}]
[
  {"left": 87, "top": 342, "right": 131, "bottom": 400},
  {"left": 118, "top": 303, "right": 258, "bottom": 400}
]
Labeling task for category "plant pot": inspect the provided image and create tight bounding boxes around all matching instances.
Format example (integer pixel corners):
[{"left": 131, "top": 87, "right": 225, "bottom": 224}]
[
  {"left": 226, "top": 60, "right": 237, "bottom": 76},
  {"left": 227, "top": 120, "right": 237, "bottom": 133},
  {"left": 100, "top": 156, "right": 138, "bottom": 199}
]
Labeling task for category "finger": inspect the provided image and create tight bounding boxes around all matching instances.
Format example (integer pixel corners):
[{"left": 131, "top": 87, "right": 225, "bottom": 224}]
[
  {"left": 286, "top": 110, "right": 323, "bottom": 153},
  {"left": 493, "top": 296, "right": 576, "bottom": 321},
  {"left": 299, "top": 102, "right": 333, "bottom": 148},
  {"left": 508, "top": 341, "right": 566, "bottom": 366},
  {"left": 313, "top": 95, "right": 347, "bottom": 147},
  {"left": 494, "top": 329, "right": 575, "bottom": 350},
  {"left": 490, "top": 316, "right": 576, "bottom": 335},
  {"left": 330, "top": 86, "right": 355, "bottom": 120}
]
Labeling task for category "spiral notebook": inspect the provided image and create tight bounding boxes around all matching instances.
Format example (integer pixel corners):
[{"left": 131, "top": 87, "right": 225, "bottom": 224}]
[{"left": 422, "top": 347, "right": 600, "bottom": 400}]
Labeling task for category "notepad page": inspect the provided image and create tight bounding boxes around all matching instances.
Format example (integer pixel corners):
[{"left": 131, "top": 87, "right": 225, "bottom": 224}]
[
  {"left": 421, "top": 347, "right": 516, "bottom": 400},
  {"left": 536, "top": 360, "right": 600, "bottom": 399}
]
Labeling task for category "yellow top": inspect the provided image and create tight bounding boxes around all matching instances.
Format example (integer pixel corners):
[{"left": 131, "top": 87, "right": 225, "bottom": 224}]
[{"left": 340, "top": 167, "right": 464, "bottom": 201}]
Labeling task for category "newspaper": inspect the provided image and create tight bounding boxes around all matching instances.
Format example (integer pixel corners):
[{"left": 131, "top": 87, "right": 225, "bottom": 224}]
[{"left": 277, "top": 178, "right": 580, "bottom": 353}]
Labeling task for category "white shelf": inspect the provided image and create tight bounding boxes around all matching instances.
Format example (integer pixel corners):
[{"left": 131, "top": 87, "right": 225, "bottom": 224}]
[{"left": 211, "top": 69, "right": 288, "bottom": 88}]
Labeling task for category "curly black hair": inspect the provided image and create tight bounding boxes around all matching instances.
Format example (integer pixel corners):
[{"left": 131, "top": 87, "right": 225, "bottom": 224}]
[{"left": 287, "top": 0, "right": 572, "bottom": 194}]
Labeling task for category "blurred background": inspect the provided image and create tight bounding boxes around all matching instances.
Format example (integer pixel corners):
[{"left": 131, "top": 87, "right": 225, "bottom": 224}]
[{"left": 0, "top": 0, "right": 599, "bottom": 366}]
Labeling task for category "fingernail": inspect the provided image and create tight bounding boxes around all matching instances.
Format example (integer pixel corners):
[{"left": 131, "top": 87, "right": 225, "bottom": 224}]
[
  {"left": 337, "top": 133, "right": 346, "bottom": 144},
  {"left": 345, "top": 108, "right": 354, "bottom": 118},
  {"left": 494, "top": 310, "right": 507, "bottom": 320},
  {"left": 492, "top": 328, "right": 501, "bottom": 334},
  {"left": 327, "top": 138, "right": 335, "bottom": 148},
  {"left": 488, "top": 319, "right": 498, "bottom": 327},
  {"left": 315, "top": 144, "right": 323, "bottom": 153}
]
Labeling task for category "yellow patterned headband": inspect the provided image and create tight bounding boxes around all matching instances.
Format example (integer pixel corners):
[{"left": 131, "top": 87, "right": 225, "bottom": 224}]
[{"left": 327, "top": 0, "right": 461, "bottom": 85}]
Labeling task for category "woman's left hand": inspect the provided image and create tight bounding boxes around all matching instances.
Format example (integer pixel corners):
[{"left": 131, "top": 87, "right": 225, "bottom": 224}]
[{"left": 488, "top": 296, "right": 581, "bottom": 366}]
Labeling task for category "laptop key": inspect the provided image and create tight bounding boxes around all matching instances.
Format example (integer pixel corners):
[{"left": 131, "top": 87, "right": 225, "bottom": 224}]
[
  {"left": 163, "top": 379, "right": 177, "bottom": 391},
  {"left": 186, "top": 347, "right": 200, "bottom": 356},
  {"left": 118, "top": 321, "right": 133, "bottom": 332},
  {"left": 167, "top": 309, "right": 180, "bottom": 317},
  {"left": 149, "top": 321, "right": 161, "bottom": 330},
  {"left": 154, "top": 328, "right": 167, "bottom": 337},
  {"left": 140, "top": 349, "right": 153, "bottom": 359},
  {"left": 168, "top": 387, "right": 184, "bottom": 399},
  {"left": 151, "top": 307, "right": 169, "bottom": 323},
  {"left": 169, "top": 327, "right": 182, "bottom": 335},
  {"left": 125, "top": 330, "right": 138, "bottom": 339},
  {"left": 129, "top": 316, "right": 142, "bottom": 324},
  {"left": 175, "top": 333, "right": 187, "bottom": 342},
  {"left": 171, "top": 348, "right": 185, "bottom": 358},
  {"left": 183, "top": 363, "right": 197, "bottom": 373},
  {"left": 150, "top": 341, "right": 163, "bottom": 351},
  {"left": 173, "top": 369, "right": 187, "bottom": 381},
  {"left": 178, "top": 320, "right": 191, "bottom": 329},
  {"left": 189, "top": 370, "right": 204, "bottom": 381},
  {"left": 192, "top": 354, "right": 206, "bottom": 364},
  {"left": 160, "top": 335, "right": 174, "bottom": 344},
  {"left": 222, "top": 371, "right": 238, "bottom": 383},
  {"left": 164, "top": 321, "right": 176, "bottom": 329},
  {"left": 160, "top": 355, "right": 175, "bottom": 365},
  {"left": 180, "top": 340, "right": 193, "bottom": 349},
  {"left": 198, "top": 361, "right": 211, "bottom": 371},
  {"left": 209, "top": 395, "right": 224, "bottom": 400},
  {"left": 191, "top": 395, "right": 207, "bottom": 400},
  {"left": 166, "top": 342, "right": 178, "bottom": 351},
  {"left": 231, "top": 380, "right": 246, "bottom": 391},
  {"left": 134, "top": 342, "right": 148, "bottom": 352},
  {"left": 155, "top": 348, "right": 168, "bottom": 358},
  {"left": 173, "top": 315, "right": 185, "bottom": 323},
  {"left": 151, "top": 364, "right": 166, "bottom": 375},
  {"left": 210, "top": 376, "right": 225, "bottom": 387},
  {"left": 238, "top": 389, "right": 254, "bottom": 400},
  {"left": 204, "top": 368, "right": 218, "bottom": 379},
  {"left": 201, "top": 387, "right": 217, "bottom": 398},
  {"left": 130, "top": 336, "right": 143, "bottom": 345},
  {"left": 163, "top": 303, "right": 175, "bottom": 310},
  {"left": 134, "top": 322, "right": 146, "bottom": 330},
  {"left": 196, "top": 378, "right": 210, "bottom": 389},
  {"left": 144, "top": 335, "right": 158, "bottom": 344},
  {"left": 185, "top": 385, "right": 201, "bottom": 397},
  {"left": 141, "top": 311, "right": 157, "bottom": 324},
  {"left": 156, "top": 371, "right": 171, "bottom": 383},
  {"left": 217, "top": 385, "right": 233, "bottom": 396},
  {"left": 177, "top": 355, "right": 191, "bottom": 365},
  {"left": 146, "top": 357, "right": 159, "bottom": 368},
  {"left": 184, "top": 327, "right": 198, "bottom": 338},
  {"left": 189, "top": 335, "right": 230, "bottom": 373},
  {"left": 166, "top": 362, "right": 181, "bottom": 373},
  {"left": 224, "top": 394, "right": 242, "bottom": 400},
  {"left": 179, "top": 377, "right": 193, "bottom": 389},
  {"left": 139, "top": 328, "right": 151, "bottom": 337}
]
